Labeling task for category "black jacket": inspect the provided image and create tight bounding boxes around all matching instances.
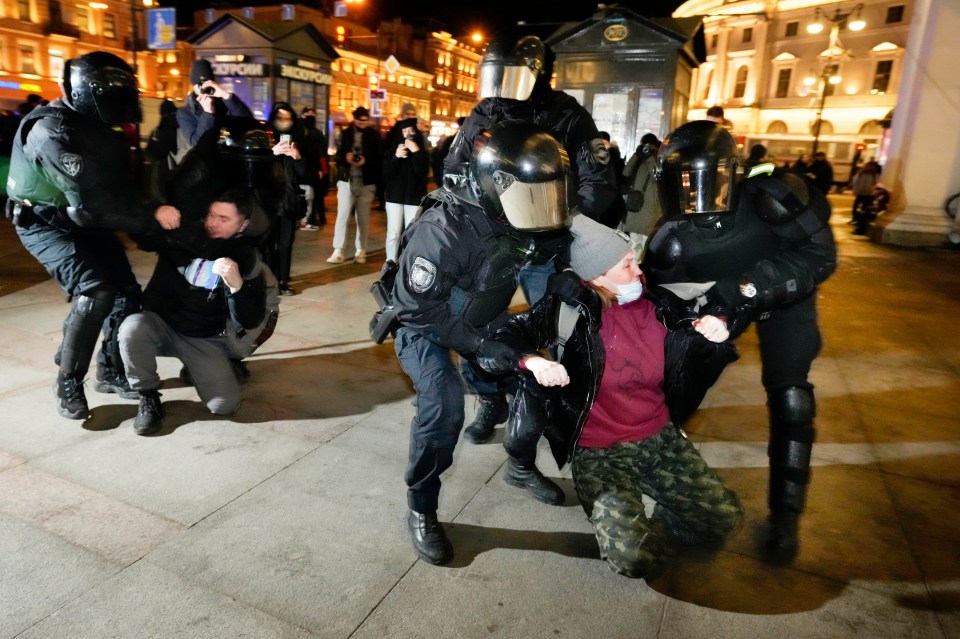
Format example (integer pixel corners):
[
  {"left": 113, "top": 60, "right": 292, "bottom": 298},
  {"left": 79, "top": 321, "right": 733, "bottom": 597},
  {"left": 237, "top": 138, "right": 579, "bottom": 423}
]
[
  {"left": 6, "top": 100, "right": 150, "bottom": 234},
  {"left": 335, "top": 124, "right": 382, "bottom": 186},
  {"left": 382, "top": 129, "right": 429, "bottom": 205},
  {"left": 267, "top": 102, "right": 307, "bottom": 220},
  {"left": 392, "top": 193, "right": 532, "bottom": 355},
  {"left": 136, "top": 222, "right": 266, "bottom": 338},
  {"left": 444, "top": 89, "right": 620, "bottom": 226},
  {"left": 485, "top": 281, "right": 738, "bottom": 467}
]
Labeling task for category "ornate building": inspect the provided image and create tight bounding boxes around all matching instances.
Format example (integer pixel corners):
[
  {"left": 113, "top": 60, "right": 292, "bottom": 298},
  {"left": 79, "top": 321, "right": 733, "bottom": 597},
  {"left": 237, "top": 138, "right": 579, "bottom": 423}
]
[
  {"left": 675, "top": 0, "right": 913, "bottom": 178},
  {"left": 0, "top": 0, "right": 160, "bottom": 109}
]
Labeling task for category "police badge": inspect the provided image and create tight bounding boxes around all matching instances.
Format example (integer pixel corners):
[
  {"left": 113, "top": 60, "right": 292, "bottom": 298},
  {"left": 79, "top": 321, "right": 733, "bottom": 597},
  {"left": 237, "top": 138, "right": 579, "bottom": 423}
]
[
  {"left": 409, "top": 256, "right": 438, "bottom": 293},
  {"left": 60, "top": 153, "right": 83, "bottom": 177}
]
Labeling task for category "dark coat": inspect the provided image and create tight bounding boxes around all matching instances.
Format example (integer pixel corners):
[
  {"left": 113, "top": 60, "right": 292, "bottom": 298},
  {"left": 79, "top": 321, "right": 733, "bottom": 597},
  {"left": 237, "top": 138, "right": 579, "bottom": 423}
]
[
  {"left": 383, "top": 129, "right": 429, "bottom": 205},
  {"left": 335, "top": 124, "right": 382, "bottom": 186}
]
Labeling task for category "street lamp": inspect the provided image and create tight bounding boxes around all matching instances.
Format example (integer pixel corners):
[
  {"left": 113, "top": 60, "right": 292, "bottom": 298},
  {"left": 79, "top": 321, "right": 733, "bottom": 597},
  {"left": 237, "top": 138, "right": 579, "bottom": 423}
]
[{"left": 805, "top": 3, "right": 865, "bottom": 153}]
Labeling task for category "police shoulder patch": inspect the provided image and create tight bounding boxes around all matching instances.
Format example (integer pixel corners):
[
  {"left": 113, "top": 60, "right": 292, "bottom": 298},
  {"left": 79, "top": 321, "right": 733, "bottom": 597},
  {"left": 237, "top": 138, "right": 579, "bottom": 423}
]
[
  {"left": 59, "top": 153, "right": 83, "bottom": 178},
  {"left": 409, "top": 256, "right": 438, "bottom": 294}
]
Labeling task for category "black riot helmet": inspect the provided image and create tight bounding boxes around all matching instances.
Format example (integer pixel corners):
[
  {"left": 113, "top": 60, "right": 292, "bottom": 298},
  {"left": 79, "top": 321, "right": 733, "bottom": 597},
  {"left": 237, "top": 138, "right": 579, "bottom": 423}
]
[
  {"left": 469, "top": 121, "right": 570, "bottom": 231},
  {"left": 656, "top": 120, "right": 744, "bottom": 219},
  {"left": 60, "top": 52, "right": 141, "bottom": 124},
  {"left": 478, "top": 34, "right": 549, "bottom": 102},
  {"left": 218, "top": 124, "right": 275, "bottom": 189}
]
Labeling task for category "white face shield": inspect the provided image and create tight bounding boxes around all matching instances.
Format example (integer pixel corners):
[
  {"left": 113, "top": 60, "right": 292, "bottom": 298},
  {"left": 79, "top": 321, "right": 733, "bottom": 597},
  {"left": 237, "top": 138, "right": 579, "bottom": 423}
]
[
  {"left": 495, "top": 171, "right": 569, "bottom": 231},
  {"left": 478, "top": 63, "right": 539, "bottom": 101}
]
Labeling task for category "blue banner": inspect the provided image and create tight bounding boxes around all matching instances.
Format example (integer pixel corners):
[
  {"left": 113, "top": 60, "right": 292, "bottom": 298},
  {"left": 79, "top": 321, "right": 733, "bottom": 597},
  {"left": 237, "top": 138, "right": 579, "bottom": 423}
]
[{"left": 147, "top": 8, "right": 176, "bottom": 50}]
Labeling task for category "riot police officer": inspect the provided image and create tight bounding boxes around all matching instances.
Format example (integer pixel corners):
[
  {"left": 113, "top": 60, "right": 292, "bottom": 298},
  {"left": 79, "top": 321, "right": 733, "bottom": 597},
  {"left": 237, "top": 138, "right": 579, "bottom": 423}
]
[
  {"left": 643, "top": 121, "right": 838, "bottom": 563},
  {"left": 443, "top": 33, "right": 622, "bottom": 445},
  {"left": 6, "top": 52, "right": 150, "bottom": 419},
  {"left": 393, "top": 121, "right": 571, "bottom": 565}
]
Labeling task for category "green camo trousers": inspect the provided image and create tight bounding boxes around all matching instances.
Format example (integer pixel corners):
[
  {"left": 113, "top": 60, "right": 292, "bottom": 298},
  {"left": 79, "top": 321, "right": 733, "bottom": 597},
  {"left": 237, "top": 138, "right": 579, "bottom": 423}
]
[{"left": 572, "top": 425, "right": 743, "bottom": 579}]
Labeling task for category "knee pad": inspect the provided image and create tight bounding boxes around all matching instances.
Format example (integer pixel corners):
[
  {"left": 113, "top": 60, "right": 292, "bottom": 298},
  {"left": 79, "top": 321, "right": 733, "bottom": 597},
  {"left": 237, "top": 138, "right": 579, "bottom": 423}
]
[
  {"left": 72, "top": 288, "right": 117, "bottom": 319},
  {"left": 768, "top": 385, "right": 815, "bottom": 428}
]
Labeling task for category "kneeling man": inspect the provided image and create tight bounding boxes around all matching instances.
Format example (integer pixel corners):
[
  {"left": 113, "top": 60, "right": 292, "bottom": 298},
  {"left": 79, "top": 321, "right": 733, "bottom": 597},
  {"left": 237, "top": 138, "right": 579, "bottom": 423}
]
[{"left": 120, "top": 190, "right": 268, "bottom": 434}]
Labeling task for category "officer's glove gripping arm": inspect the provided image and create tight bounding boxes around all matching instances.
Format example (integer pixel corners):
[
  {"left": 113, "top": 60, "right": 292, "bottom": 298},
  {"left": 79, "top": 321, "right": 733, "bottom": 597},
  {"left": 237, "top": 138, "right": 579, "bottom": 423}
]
[{"left": 475, "top": 339, "right": 523, "bottom": 374}]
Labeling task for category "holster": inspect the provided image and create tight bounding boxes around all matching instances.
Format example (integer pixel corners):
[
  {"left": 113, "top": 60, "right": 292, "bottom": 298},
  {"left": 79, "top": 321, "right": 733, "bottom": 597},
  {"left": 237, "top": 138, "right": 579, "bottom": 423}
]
[
  {"left": 5, "top": 199, "right": 37, "bottom": 228},
  {"left": 369, "top": 306, "right": 400, "bottom": 344},
  {"left": 369, "top": 260, "right": 400, "bottom": 343}
]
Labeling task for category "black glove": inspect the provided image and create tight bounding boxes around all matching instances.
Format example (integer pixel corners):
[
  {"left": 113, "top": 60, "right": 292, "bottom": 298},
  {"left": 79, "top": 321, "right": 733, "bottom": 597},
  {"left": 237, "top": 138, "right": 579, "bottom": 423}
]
[
  {"left": 475, "top": 339, "right": 521, "bottom": 374},
  {"left": 546, "top": 269, "right": 585, "bottom": 305}
]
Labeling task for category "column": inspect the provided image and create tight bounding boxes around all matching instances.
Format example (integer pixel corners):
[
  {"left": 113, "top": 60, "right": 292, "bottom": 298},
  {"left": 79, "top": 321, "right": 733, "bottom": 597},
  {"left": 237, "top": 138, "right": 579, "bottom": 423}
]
[{"left": 872, "top": 0, "right": 960, "bottom": 246}]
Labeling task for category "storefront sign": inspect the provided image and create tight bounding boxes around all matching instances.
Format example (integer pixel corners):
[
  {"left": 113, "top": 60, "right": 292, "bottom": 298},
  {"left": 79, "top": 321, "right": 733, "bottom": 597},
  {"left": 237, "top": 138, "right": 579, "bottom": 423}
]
[
  {"left": 212, "top": 62, "right": 266, "bottom": 77},
  {"left": 278, "top": 64, "right": 333, "bottom": 85}
]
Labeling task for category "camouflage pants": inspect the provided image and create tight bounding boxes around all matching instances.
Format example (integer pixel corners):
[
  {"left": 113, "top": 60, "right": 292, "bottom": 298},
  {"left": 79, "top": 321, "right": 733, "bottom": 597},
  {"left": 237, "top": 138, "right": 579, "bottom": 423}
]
[{"left": 572, "top": 425, "right": 743, "bottom": 579}]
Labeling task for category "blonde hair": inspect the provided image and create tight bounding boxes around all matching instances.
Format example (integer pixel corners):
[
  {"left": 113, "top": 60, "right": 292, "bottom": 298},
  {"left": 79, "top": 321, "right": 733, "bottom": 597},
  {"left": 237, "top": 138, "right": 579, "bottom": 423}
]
[{"left": 585, "top": 280, "right": 617, "bottom": 309}]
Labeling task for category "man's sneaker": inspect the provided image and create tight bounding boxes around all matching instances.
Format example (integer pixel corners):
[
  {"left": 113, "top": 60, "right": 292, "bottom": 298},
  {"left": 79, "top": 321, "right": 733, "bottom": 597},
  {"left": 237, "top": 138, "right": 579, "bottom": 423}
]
[
  {"left": 94, "top": 367, "right": 138, "bottom": 400},
  {"left": 326, "top": 250, "right": 345, "bottom": 264},
  {"left": 134, "top": 390, "right": 164, "bottom": 436},
  {"left": 354, "top": 250, "right": 367, "bottom": 264},
  {"left": 462, "top": 395, "right": 508, "bottom": 444},
  {"left": 55, "top": 375, "right": 89, "bottom": 420},
  {"left": 300, "top": 222, "right": 319, "bottom": 231},
  {"left": 503, "top": 458, "right": 565, "bottom": 506},
  {"left": 407, "top": 510, "right": 453, "bottom": 565}
]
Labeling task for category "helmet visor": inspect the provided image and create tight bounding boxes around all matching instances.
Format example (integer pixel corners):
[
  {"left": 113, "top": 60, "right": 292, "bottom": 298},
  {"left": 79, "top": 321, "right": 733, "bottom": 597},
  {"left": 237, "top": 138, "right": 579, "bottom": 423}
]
[
  {"left": 93, "top": 68, "right": 142, "bottom": 124},
  {"left": 478, "top": 63, "right": 538, "bottom": 101},
  {"left": 676, "top": 162, "right": 741, "bottom": 215},
  {"left": 498, "top": 176, "right": 569, "bottom": 231}
]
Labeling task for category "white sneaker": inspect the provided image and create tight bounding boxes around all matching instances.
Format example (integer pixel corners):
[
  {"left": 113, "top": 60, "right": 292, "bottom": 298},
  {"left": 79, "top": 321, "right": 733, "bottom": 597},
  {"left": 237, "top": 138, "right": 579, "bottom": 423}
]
[
  {"left": 354, "top": 250, "right": 367, "bottom": 264},
  {"left": 326, "top": 250, "right": 345, "bottom": 264}
]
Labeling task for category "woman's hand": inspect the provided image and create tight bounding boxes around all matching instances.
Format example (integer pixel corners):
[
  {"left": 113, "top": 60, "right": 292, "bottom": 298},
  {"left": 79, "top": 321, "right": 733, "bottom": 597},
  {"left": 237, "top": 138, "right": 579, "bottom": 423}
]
[
  {"left": 523, "top": 356, "right": 570, "bottom": 387},
  {"left": 693, "top": 315, "right": 730, "bottom": 343}
]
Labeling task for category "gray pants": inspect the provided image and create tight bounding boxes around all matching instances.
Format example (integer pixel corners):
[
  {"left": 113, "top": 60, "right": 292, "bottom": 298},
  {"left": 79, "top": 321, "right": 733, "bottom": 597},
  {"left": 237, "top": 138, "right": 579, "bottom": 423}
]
[
  {"left": 333, "top": 178, "right": 376, "bottom": 253},
  {"left": 119, "top": 311, "right": 241, "bottom": 415}
]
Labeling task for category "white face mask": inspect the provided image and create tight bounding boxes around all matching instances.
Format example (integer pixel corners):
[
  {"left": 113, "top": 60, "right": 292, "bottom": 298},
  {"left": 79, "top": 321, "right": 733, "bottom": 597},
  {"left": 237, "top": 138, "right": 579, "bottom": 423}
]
[{"left": 602, "top": 276, "right": 643, "bottom": 305}]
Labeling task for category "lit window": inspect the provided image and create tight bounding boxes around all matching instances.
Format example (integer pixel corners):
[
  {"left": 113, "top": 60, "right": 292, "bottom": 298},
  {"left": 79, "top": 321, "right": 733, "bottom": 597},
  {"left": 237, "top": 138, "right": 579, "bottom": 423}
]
[
  {"left": 733, "top": 65, "right": 748, "bottom": 98},
  {"left": 872, "top": 60, "right": 893, "bottom": 93}
]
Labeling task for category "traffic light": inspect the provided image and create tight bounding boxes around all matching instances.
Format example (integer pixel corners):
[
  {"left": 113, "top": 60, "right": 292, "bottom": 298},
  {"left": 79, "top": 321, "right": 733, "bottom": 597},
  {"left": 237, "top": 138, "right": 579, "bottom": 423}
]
[
  {"left": 335, "top": 25, "right": 346, "bottom": 44},
  {"left": 369, "top": 74, "right": 380, "bottom": 92}
]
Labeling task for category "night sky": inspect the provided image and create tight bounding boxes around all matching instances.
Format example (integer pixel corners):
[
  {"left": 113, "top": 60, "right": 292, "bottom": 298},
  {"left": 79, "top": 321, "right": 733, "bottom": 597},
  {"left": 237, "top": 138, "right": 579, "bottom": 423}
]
[{"left": 172, "top": 0, "right": 688, "bottom": 37}]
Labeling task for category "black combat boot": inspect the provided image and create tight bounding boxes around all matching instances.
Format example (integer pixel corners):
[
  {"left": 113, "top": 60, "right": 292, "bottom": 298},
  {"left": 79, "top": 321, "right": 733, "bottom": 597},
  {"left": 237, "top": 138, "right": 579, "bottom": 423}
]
[
  {"left": 764, "top": 510, "right": 800, "bottom": 564},
  {"left": 503, "top": 457, "right": 565, "bottom": 506},
  {"left": 134, "top": 390, "right": 164, "bottom": 436},
  {"left": 55, "top": 374, "right": 89, "bottom": 420},
  {"left": 462, "top": 395, "right": 508, "bottom": 444},
  {"left": 406, "top": 510, "right": 453, "bottom": 565},
  {"left": 94, "top": 366, "right": 139, "bottom": 399}
]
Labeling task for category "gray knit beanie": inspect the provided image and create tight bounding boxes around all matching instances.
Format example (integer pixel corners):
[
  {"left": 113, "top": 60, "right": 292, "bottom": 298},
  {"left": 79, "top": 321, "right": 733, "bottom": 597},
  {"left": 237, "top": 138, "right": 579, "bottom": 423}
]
[{"left": 569, "top": 214, "right": 632, "bottom": 281}]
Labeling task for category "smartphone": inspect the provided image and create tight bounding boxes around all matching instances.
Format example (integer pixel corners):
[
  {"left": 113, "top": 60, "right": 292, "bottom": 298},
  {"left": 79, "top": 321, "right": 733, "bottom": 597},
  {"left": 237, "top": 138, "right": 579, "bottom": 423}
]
[{"left": 280, "top": 134, "right": 292, "bottom": 144}]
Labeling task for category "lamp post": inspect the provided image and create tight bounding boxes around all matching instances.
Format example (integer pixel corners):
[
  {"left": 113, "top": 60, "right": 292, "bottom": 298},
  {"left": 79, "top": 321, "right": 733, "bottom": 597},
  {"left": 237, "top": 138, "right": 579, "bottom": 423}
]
[{"left": 805, "top": 3, "right": 865, "bottom": 154}]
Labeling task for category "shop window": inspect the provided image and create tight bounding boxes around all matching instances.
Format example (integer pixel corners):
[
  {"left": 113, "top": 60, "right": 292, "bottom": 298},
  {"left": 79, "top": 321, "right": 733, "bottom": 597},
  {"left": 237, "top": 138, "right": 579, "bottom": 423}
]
[
  {"left": 776, "top": 68, "right": 791, "bottom": 98},
  {"left": 872, "top": 60, "right": 893, "bottom": 93},
  {"left": 886, "top": 5, "right": 904, "bottom": 23},
  {"left": 165, "top": 52, "right": 177, "bottom": 63},
  {"left": 733, "top": 65, "right": 748, "bottom": 98},
  {"left": 785, "top": 21, "right": 798, "bottom": 37}
]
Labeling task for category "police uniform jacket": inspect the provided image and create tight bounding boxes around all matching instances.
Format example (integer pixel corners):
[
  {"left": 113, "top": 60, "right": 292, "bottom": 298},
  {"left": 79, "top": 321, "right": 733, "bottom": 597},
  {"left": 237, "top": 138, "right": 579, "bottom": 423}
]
[
  {"left": 644, "top": 172, "right": 838, "bottom": 337},
  {"left": 6, "top": 99, "right": 149, "bottom": 233},
  {"left": 392, "top": 196, "right": 531, "bottom": 355}
]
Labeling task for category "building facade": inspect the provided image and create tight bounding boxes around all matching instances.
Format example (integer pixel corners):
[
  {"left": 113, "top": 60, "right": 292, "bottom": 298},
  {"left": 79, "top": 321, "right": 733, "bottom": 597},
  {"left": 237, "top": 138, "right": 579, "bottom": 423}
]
[
  {"left": 675, "top": 0, "right": 913, "bottom": 178},
  {"left": 0, "top": 0, "right": 160, "bottom": 109}
]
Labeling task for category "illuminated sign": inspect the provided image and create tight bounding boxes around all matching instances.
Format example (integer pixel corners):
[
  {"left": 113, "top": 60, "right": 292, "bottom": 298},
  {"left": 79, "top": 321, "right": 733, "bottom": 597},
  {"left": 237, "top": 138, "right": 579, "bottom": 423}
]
[
  {"left": 211, "top": 62, "right": 266, "bottom": 76},
  {"left": 278, "top": 64, "right": 332, "bottom": 85}
]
